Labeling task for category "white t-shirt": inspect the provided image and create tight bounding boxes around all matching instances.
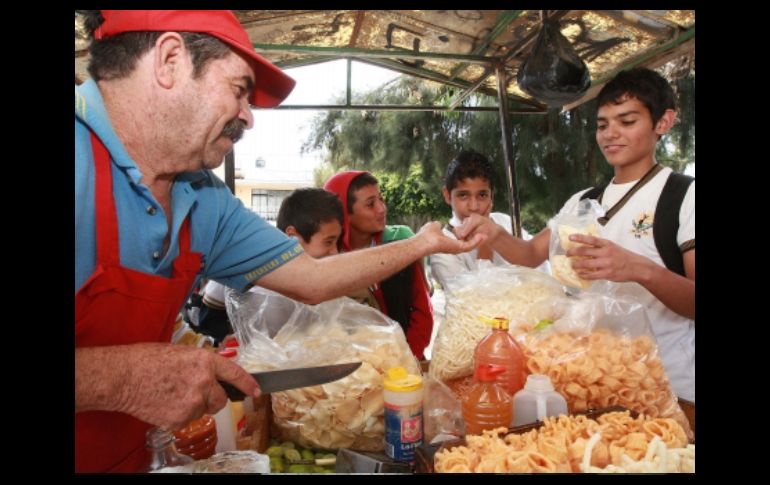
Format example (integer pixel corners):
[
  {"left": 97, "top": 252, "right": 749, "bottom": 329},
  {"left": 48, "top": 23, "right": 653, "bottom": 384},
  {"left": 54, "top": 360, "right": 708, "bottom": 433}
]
[
  {"left": 558, "top": 165, "right": 695, "bottom": 401},
  {"left": 429, "top": 212, "right": 550, "bottom": 291},
  {"left": 202, "top": 280, "right": 226, "bottom": 309}
]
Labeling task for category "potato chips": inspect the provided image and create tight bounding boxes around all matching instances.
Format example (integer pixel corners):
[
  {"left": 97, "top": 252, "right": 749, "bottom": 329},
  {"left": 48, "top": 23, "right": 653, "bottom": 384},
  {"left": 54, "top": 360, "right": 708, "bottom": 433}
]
[{"left": 235, "top": 296, "right": 420, "bottom": 451}]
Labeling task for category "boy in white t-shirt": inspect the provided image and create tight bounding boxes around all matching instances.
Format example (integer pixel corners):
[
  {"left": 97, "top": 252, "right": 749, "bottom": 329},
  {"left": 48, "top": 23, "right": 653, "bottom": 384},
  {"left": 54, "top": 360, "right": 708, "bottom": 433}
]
[
  {"left": 454, "top": 68, "right": 695, "bottom": 402},
  {"left": 429, "top": 149, "right": 549, "bottom": 291}
]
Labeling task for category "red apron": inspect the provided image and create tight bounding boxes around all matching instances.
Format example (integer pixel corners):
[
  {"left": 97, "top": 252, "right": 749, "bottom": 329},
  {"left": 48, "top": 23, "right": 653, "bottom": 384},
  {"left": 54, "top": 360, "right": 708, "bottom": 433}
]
[{"left": 75, "top": 132, "right": 202, "bottom": 473}]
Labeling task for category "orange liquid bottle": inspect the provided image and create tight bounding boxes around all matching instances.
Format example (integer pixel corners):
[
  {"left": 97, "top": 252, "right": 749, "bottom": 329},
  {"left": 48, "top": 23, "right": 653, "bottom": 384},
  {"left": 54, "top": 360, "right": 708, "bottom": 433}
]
[
  {"left": 461, "top": 364, "right": 513, "bottom": 436},
  {"left": 474, "top": 316, "right": 526, "bottom": 397}
]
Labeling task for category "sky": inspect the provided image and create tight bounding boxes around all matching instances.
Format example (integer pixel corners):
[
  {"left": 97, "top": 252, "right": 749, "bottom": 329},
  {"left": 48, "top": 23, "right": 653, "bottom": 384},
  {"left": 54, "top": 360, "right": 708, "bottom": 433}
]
[{"left": 232, "top": 60, "right": 400, "bottom": 183}]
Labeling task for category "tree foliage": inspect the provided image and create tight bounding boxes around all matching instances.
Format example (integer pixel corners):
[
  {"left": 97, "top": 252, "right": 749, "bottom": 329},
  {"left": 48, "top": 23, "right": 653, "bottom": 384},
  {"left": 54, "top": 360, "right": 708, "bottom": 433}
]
[{"left": 305, "top": 69, "right": 695, "bottom": 233}]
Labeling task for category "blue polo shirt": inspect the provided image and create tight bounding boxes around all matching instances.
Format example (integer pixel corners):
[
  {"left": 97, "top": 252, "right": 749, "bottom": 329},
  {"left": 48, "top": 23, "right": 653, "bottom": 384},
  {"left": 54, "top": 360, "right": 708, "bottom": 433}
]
[{"left": 75, "top": 81, "right": 303, "bottom": 298}]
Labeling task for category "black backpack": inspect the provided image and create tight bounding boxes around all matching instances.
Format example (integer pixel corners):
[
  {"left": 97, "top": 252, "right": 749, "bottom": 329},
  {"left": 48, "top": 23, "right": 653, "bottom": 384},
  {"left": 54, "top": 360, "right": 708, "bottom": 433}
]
[{"left": 580, "top": 172, "right": 694, "bottom": 276}]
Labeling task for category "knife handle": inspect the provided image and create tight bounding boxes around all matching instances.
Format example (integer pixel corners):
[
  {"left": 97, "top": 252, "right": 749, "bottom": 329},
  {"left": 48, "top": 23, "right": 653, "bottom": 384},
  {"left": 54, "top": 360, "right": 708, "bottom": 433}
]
[{"left": 218, "top": 380, "right": 246, "bottom": 401}]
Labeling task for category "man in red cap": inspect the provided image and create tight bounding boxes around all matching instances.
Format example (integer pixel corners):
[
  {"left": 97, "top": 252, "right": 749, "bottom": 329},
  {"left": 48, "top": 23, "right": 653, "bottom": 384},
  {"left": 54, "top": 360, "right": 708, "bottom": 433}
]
[{"left": 75, "top": 10, "right": 484, "bottom": 472}]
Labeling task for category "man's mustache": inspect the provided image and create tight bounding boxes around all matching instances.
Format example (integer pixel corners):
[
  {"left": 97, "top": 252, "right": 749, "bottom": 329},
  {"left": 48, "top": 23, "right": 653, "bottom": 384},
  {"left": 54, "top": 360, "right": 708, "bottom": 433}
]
[{"left": 222, "top": 119, "right": 246, "bottom": 143}]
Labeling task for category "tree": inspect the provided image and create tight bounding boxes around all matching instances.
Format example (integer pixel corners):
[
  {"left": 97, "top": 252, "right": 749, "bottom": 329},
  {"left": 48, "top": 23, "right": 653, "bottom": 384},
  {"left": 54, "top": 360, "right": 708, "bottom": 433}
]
[{"left": 305, "top": 69, "right": 694, "bottom": 233}]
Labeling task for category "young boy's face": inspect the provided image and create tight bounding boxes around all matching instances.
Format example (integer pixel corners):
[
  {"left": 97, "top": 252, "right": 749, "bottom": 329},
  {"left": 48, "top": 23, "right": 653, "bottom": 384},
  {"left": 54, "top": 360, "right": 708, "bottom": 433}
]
[
  {"left": 443, "top": 177, "right": 494, "bottom": 220},
  {"left": 349, "top": 184, "right": 387, "bottom": 235},
  {"left": 596, "top": 95, "right": 665, "bottom": 170},
  {"left": 298, "top": 219, "right": 342, "bottom": 258}
]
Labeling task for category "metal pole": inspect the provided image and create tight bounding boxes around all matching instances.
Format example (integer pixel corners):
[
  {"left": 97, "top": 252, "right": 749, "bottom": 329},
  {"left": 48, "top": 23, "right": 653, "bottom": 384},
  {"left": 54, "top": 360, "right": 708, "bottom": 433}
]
[
  {"left": 346, "top": 58, "right": 352, "bottom": 106},
  {"left": 224, "top": 150, "right": 235, "bottom": 195},
  {"left": 273, "top": 104, "right": 544, "bottom": 113},
  {"left": 495, "top": 64, "right": 521, "bottom": 238}
]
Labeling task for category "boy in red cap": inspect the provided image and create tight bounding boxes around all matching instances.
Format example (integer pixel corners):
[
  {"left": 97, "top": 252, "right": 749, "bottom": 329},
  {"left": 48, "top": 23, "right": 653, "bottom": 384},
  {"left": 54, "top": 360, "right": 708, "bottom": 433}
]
[
  {"left": 75, "top": 11, "right": 483, "bottom": 472},
  {"left": 324, "top": 171, "right": 434, "bottom": 360}
]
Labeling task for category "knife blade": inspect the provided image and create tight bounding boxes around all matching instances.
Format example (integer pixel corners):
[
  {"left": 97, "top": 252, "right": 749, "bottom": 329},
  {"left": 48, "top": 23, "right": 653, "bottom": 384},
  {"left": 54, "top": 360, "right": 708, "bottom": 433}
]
[{"left": 218, "top": 362, "right": 362, "bottom": 401}]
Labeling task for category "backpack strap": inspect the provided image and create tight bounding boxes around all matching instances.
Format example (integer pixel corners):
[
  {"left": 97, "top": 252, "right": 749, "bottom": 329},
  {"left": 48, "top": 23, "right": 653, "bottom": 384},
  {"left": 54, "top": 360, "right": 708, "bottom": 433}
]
[
  {"left": 577, "top": 172, "right": 693, "bottom": 276},
  {"left": 654, "top": 172, "right": 694, "bottom": 277},
  {"left": 579, "top": 185, "right": 607, "bottom": 203}
]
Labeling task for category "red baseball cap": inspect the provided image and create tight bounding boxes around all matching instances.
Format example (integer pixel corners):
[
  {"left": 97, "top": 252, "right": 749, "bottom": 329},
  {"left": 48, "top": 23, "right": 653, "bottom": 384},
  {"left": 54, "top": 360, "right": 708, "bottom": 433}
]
[{"left": 94, "top": 10, "right": 295, "bottom": 108}]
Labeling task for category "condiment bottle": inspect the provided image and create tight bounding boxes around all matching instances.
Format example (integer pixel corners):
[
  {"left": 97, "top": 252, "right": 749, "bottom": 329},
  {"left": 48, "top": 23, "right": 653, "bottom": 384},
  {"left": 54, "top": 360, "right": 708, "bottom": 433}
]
[
  {"left": 383, "top": 367, "right": 424, "bottom": 463},
  {"left": 474, "top": 316, "right": 526, "bottom": 397},
  {"left": 174, "top": 415, "right": 217, "bottom": 461},
  {"left": 461, "top": 364, "right": 512, "bottom": 436},
  {"left": 512, "top": 374, "right": 568, "bottom": 426},
  {"left": 146, "top": 427, "right": 194, "bottom": 471}
]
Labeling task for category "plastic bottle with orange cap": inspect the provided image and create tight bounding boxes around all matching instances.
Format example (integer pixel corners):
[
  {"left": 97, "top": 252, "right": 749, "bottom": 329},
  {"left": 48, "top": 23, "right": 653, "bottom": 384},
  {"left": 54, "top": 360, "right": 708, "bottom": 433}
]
[
  {"left": 461, "top": 364, "right": 513, "bottom": 435},
  {"left": 474, "top": 315, "right": 526, "bottom": 398}
]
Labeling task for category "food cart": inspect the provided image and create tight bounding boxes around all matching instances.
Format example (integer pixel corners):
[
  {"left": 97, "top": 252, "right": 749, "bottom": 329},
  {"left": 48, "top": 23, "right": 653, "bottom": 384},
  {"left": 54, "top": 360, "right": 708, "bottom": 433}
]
[{"left": 74, "top": 10, "right": 695, "bottom": 473}]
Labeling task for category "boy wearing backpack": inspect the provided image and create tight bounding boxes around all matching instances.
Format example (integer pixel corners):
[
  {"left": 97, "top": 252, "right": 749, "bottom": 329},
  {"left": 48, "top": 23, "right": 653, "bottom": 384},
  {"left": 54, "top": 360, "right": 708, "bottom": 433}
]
[{"left": 455, "top": 67, "right": 695, "bottom": 401}]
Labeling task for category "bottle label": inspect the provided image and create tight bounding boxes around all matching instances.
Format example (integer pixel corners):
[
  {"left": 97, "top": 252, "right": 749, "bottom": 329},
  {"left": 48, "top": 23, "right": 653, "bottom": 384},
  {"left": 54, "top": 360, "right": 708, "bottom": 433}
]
[{"left": 384, "top": 401, "right": 422, "bottom": 462}]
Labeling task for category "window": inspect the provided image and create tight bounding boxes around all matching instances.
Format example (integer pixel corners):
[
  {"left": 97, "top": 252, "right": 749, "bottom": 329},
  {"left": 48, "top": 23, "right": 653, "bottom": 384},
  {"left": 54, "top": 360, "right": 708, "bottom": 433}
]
[{"left": 251, "top": 189, "right": 291, "bottom": 222}]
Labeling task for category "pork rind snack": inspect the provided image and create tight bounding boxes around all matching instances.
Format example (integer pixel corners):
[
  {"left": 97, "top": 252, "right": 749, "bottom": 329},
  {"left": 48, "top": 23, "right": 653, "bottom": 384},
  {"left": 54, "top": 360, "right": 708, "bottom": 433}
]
[
  {"left": 516, "top": 292, "right": 693, "bottom": 440},
  {"left": 434, "top": 411, "right": 693, "bottom": 473},
  {"left": 227, "top": 291, "right": 419, "bottom": 451},
  {"left": 429, "top": 265, "right": 565, "bottom": 382},
  {"left": 548, "top": 198, "right": 604, "bottom": 290}
]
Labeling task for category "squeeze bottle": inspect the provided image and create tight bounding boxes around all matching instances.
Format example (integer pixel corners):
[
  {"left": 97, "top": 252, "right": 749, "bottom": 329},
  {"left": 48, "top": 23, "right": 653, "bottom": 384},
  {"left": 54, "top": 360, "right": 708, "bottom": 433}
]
[{"left": 512, "top": 374, "right": 568, "bottom": 426}]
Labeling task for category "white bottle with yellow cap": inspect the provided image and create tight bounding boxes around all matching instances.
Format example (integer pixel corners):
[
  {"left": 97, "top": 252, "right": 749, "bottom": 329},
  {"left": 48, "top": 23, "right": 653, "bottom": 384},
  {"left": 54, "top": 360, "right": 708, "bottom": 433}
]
[{"left": 383, "top": 367, "right": 423, "bottom": 463}]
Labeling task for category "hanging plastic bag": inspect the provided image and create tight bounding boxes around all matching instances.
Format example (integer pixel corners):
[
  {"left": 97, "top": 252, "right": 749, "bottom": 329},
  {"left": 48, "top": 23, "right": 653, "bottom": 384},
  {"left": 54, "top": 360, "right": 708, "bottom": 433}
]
[{"left": 517, "top": 17, "right": 591, "bottom": 107}]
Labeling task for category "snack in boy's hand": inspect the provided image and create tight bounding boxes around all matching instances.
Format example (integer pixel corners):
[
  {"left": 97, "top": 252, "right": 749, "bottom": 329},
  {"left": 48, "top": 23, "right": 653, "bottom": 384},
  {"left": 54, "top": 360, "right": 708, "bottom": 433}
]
[
  {"left": 552, "top": 224, "right": 598, "bottom": 289},
  {"left": 552, "top": 255, "right": 591, "bottom": 289},
  {"left": 557, "top": 224, "right": 598, "bottom": 251}
]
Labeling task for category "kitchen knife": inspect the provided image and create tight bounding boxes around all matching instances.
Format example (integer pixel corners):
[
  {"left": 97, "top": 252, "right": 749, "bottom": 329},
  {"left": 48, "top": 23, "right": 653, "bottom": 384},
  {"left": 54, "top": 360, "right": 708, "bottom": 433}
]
[{"left": 218, "top": 362, "right": 362, "bottom": 401}]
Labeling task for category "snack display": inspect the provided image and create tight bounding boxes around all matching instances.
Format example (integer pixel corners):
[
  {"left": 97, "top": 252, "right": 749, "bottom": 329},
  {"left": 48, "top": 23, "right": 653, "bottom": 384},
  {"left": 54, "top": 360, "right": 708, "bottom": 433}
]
[
  {"left": 260, "top": 320, "right": 418, "bottom": 451},
  {"left": 518, "top": 329, "right": 691, "bottom": 437},
  {"left": 433, "top": 410, "right": 693, "bottom": 473},
  {"left": 430, "top": 266, "right": 564, "bottom": 382},
  {"left": 234, "top": 296, "right": 420, "bottom": 452}
]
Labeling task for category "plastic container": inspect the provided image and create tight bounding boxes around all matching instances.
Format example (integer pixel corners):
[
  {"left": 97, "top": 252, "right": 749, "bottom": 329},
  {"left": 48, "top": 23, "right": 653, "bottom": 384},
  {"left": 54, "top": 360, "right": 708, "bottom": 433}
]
[
  {"left": 474, "top": 316, "right": 526, "bottom": 397},
  {"left": 512, "top": 374, "right": 569, "bottom": 426},
  {"left": 461, "top": 364, "right": 512, "bottom": 436},
  {"left": 221, "top": 338, "right": 255, "bottom": 416},
  {"left": 146, "top": 427, "right": 194, "bottom": 471},
  {"left": 383, "top": 367, "right": 424, "bottom": 463},
  {"left": 213, "top": 348, "right": 241, "bottom": 453}
]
